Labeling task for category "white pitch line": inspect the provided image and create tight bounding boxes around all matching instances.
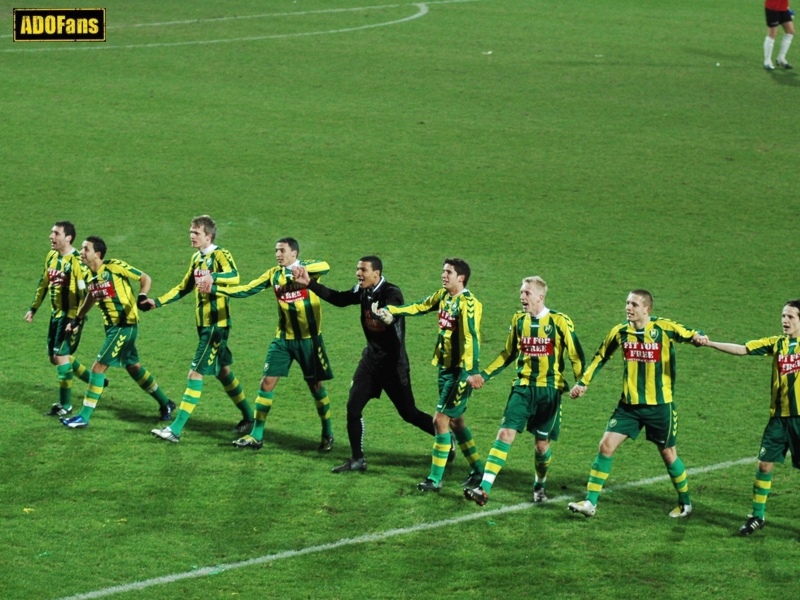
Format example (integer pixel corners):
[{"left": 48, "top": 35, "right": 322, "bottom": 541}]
[
  {"left": 52, "top": 456, "right": 755, "bottom": 600},
  {"left": 0, "top": 4, "right": 428, "bottom": 53},
  {"left": 0, "top": 0, "right": 480, "bottom": 45}
]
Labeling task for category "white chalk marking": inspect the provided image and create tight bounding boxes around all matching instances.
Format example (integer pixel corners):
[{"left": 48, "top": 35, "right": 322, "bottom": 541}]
[
  {"left": 0, "top": 0, "right": 482, "bottom": 50},
  {"left": 53, "top": 456, "right": 755, "bottom": 600}
]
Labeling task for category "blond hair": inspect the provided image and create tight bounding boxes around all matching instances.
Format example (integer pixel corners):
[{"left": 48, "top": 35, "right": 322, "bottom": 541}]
[{"left": 522, "top": 276, "right": 548, "bottom": 297}]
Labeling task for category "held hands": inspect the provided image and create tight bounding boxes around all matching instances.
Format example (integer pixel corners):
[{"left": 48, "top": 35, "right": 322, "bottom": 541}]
[
  {"left": 691, "top": 334, "right": 709, "bottom": 347},
  {"left": 137, "top": 294, "right": 153, "bottom": 312},
  {"left": 196, "top": 274, "right": 214, "bottom": 294},
  {"left": 370, "top": 301, "right": 394, "bottom": 325},
  {"left": 291, "top": 266, "right": 311, "bottom": 287},
  {"left": 66, "top": 317, "right": 84, "bottom": 334},
  {"left": 570, "top": 384, "right": 587, "bottom": 399},
  {"left": 467, "top": 374, "right": 485, "bottom": 389}
]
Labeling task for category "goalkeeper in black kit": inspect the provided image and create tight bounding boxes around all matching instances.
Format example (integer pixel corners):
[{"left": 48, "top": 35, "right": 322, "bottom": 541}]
[{"left": 293, "top": 256, "right": 437, "bottom": 472}]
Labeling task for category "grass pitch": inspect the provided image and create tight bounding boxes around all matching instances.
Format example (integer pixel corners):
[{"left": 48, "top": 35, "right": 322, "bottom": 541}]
[{"left": 1, "top": 0, "right": 799, "bottom": 598}]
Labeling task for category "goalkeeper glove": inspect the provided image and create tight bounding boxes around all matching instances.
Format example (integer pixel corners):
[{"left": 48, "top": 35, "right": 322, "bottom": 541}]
[
  {"left": 370, "top": 301, "right": 394, "bottom": 325},
  {"left": 137, "top": 293, "right": 151, "bottom": 311}
]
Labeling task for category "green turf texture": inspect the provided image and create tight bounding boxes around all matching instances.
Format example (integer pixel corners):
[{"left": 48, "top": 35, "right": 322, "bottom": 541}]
[{"left": 1, "top": 0, "right": 799, "bottom": 598}]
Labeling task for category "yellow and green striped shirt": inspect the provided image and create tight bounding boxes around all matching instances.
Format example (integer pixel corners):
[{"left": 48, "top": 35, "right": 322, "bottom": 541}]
[
  {"left": 745, "top": 335, "right": 800, "bottom": 417},
  {"left": 213, "top": 260, "right": 330, "bottom": 340},
  {"left": 579, "top": 317, "right": 699, "bottom": 405},
  {"left": 86, "top": 259, "right": 144, "bottom": 327},
  {"left": 388, "top": 288, "right": 481, "bottom": 374},
  {"left": 155, "top": 246, "right": 240, "bottom": 328},
  {"left": 482, "top": 309, "right": 585, "bottom": 392},
  {"left": 29, "top": 249, "right": 88, "bottom": 319}
]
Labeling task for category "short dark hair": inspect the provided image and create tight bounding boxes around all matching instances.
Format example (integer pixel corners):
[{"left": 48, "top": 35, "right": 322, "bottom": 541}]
[
  {"left": 192, "top": 215, "right": 217, "bottom": 241},
  {"left": 359, "top": 255, "right": 383, "bottom": 274},
  {"left": 444, "top": 257, "right": 471, "bottom": 286},
  {"left": 630, "top": 289, "right": 653, "bottom": 308},
  {"left": 277, "top": 237, "right": 299, "bottom": 253},
  {"left": 85, "top": 236, "right": 107, "bottom": 259},
  {"left": 54, "top": 221, "right": 76, "bottom": 244},
  {"left": 785, "top": 299, "right": 800, "bottom": 313}
]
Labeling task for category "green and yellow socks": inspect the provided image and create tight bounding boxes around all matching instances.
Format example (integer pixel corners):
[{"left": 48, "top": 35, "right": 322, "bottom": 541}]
[
  {"left": 455, "top": 427, "right": 484, "bottom": 475},
  {"left": 534, "top": 447, "right": 552, "bottom": 491},
  {"left": 170, "top": 379, "right": 204, "bottom": 436},
  {"left": 249, "top": 390, "right": 274, "bottom": 441},
  {"left": 70, "top": 357, "right": 91, "bottom": 383},
  {"left": 586, "top": 453, "right": 613, "bottom": 505},
  {"left": 56, "top": 363, "right": 74, "bottom": 410},
  {"left": 129, "top": 366, "right": 170, "bottom": 409},
  {"left": 667, "top": 457, "right": 691, "bottom": 507},
  {"left": 76, "top": 372, "right": 106, "bottom": 422},
  {"left": 481, "top": 440, "right": 510, "bottom": 493},
  {"left": 311, "top": 386, "right": 333, "bottom": 438},
  {"left": 218, "top": 371, "right": 254, "bottom": 421},
  {"left": 752, "top": 470, "right": 772, "bottom": 519},
  {"left": 428, "top": 433, "right": 452, "bottom": 483}
]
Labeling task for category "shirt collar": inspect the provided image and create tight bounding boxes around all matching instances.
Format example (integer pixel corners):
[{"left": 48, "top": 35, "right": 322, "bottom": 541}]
[
  {"left": 534, "top": 307, "right": 550, "bottom": 319},
  {"left": 200, "top": 244, "right": 217, "bottom": 256}
]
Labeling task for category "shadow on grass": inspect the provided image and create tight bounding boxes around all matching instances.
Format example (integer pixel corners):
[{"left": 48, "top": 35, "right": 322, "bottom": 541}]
[{"left": 769, "top": 70, "right": 799, "bottom": 86}]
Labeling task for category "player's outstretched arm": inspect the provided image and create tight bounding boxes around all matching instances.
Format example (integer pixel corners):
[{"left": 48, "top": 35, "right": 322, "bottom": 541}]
[{"left": 704, "top": 340, "right": 747, "bottom": 355}]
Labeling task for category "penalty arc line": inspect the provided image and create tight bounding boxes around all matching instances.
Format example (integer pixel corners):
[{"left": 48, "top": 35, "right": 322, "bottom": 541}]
[
  {"left": 0, "top": 0, "right": 479, "bottom": 37},
  {"left": 52, "top": 456, "right": 756, "bottom": 600},
  {"left": 0, "top": 0, "right": 486, "bottom": 52}
]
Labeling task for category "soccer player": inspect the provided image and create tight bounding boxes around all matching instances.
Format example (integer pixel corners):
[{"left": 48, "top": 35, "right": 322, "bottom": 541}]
[
  {"left": 210, "top": 237, "right": 335, "bottom": 452},
  {"left": 292, "top": 256, "right": 436, "bottom": 473},
  {"left": 699, "top": 300, "right": 800, "bottom": 535},
  {"left": 25, "top": 221, "right": 98, "bottom": 417},
  {"left": 60, "top": 236, "right": 173, "bottom": 428},
  {"left": 567, "top": 290, "right": 707, "bottom": 518},
  {"left": 147, "top": 215, "right": 254, "bottom": 443},
  {"left": 374, "top": 258, "right": 484, "bottom": 492},
  {"left": 463, "top": 276, "right": 584, "bottom": 506},
  {"left": 764, "top": 0, "right": 794, "bottom": 70}
]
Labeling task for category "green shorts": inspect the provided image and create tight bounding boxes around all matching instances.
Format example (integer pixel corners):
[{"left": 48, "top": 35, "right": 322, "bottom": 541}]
[
  {"left": 191, "top": 326, "right": 233, "bottom": 376},
  {"left": 500, "top": 385, "right": 562, "bottom": 441},
  {"left": 436, "top": 367, "right": 472, "bottom": 418},
  {"left": 96, "top": 325, "right": 140, "bottom": 368},
  {"left": 47, "top": 315, "right": 83, "bottom": 357},
  {"left": 606, "top": 401, "right": 678, "bottom": 448},
  {"left": 263, "top": 336, "right": 333, "bottom": 382},
  {"left": 758, "top": 416, "right": 800, "bottom": 469}
]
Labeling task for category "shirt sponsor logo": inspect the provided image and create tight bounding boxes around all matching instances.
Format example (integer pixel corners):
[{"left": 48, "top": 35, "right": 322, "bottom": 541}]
[
  {"left": 47, "top": 268, "right": 68, "bottom": 287},
  {"left": 194, "top": 268, "right": 210, "bottom": 286},
  {"left": 274, "top": 284, "right": 308, "bottom": 303},
  {"left": 623, "top": 341, "right": 661, "bottom": 363},
  {"left": 438, "top": 310, "right": 457, "bottom": 331},
  {"left": 88, "top": 280, "right": 116, "bottom": 299},
  {"left": 13, "top": 8, "right": 105, "bottom": 42},
  {"left": 778, "top": 353, "right": 800, "bottom": 376},
  {"left": 521, "top": 336, "right": 553, "bottom": 357}
]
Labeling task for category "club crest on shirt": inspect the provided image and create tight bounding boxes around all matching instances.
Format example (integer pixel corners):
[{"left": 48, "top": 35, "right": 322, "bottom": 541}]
[{"left": 648, "top": 329, "right": 659, "bottom": 341}]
